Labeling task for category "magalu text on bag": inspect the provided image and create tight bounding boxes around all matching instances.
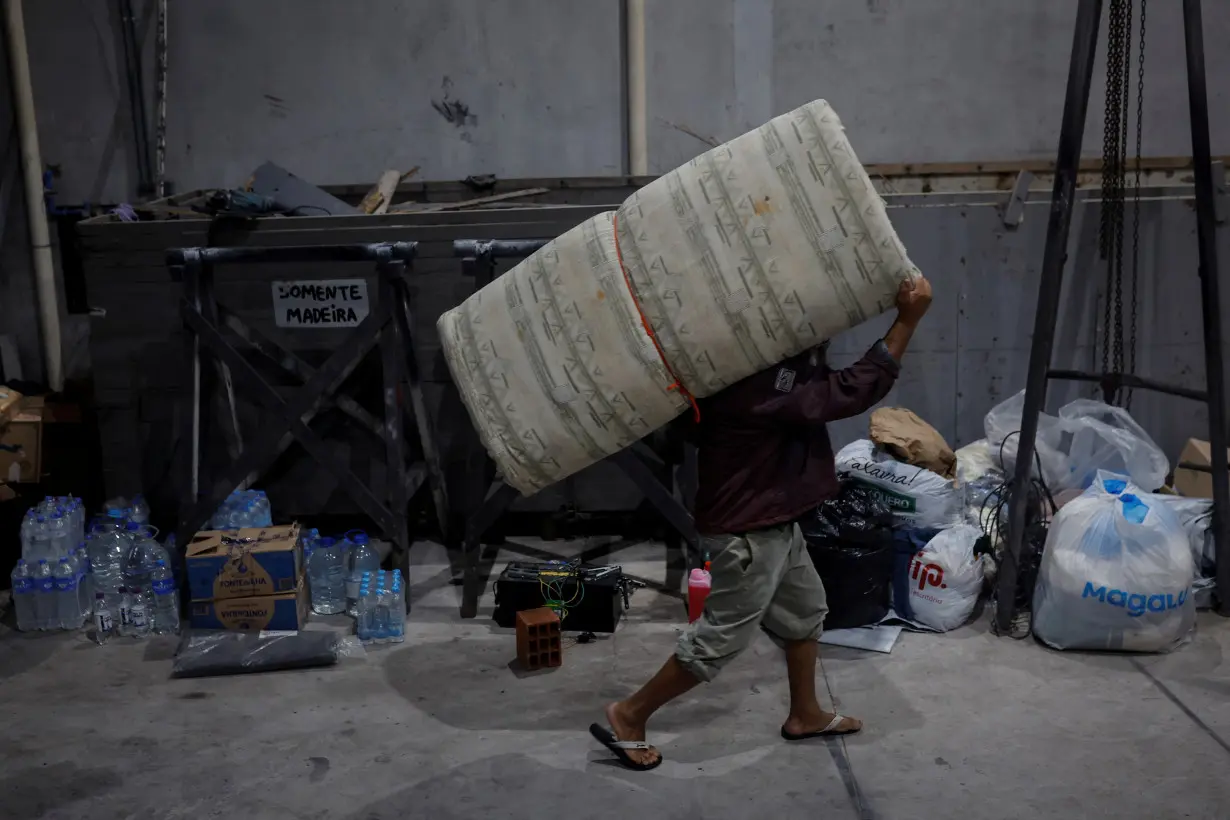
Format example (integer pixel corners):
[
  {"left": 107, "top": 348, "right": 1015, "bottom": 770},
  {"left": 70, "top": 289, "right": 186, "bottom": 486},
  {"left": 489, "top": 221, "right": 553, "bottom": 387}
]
[{"left": 1081, "top": 581, "right": 1190, "bottom": 618}]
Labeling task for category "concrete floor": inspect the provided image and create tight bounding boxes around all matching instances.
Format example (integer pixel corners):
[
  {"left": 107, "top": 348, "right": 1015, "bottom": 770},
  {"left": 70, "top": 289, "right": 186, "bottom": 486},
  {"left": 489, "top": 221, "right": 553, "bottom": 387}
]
[{"left": 2, "top": 537, "right": 1229, "bottom": 820}]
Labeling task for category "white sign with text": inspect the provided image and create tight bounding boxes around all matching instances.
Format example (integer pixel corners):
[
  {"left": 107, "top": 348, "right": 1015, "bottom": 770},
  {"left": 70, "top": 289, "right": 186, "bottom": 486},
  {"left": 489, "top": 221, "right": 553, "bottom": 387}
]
[{"left": 272, "top": 279, "right": 370, "bottom": 328}]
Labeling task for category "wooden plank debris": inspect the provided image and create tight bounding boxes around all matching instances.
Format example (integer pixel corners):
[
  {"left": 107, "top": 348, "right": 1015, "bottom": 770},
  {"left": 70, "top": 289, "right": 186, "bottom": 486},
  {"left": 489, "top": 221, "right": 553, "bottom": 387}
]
[
  {"left": 388, "top": 187, "right": 550, "bottom": 214},
  {"left": 359, "top": 167, "right": 421, "bottom": 215}
]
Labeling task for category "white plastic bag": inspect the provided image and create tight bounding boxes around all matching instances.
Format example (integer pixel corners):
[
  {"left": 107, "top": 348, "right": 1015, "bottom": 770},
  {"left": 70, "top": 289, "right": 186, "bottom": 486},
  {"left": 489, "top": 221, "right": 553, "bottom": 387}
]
[
  {"left": 983, "top": 391, "right": 1070, "bottom": 488},
  {"left": 1057, "top": 400, "right": 1169, "bottom": 491},
  {"left": 836, "top": 439, "right": 962, "bottom": 528},
  {"left": 906, "top": 524, "right": 986, "bottom": 632},
  {"left": 1144, "top": 494, "right": 1215, "bottom": 577},
  {"left": 1032, "top": 472, "right": 1195, "bottom": 652},
  {"left": 955, "top": 439, "right": 998, "bottom": 485},
  {"left": 983, "top": 391, "right": 1168, "bottom": 491}
]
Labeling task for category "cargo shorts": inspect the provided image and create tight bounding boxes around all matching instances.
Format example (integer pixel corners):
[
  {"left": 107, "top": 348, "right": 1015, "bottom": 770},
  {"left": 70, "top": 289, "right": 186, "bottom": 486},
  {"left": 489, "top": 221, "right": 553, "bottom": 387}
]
[{"left": 676, "top": 521, "right": 828, "bottom": 683}]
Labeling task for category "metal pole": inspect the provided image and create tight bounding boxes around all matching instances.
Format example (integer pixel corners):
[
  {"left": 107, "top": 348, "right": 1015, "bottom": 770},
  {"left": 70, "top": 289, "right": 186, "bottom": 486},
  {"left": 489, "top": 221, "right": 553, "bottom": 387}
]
[
  {"left": 1181, "top": 0, "right": 1230, "bottom": 615},
  {"left": 3, "top": 0, "right": 63, "bottom": 391},
  {"left": 997, "top": 0, "right": 1104, "bottom": 633}
]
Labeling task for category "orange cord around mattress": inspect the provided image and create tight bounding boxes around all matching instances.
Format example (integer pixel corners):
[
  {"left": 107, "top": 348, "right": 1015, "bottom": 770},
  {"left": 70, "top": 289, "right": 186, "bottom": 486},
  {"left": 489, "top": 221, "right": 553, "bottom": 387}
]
[{"left": 611, "top": 213, "right": 701, "bottom": 422}]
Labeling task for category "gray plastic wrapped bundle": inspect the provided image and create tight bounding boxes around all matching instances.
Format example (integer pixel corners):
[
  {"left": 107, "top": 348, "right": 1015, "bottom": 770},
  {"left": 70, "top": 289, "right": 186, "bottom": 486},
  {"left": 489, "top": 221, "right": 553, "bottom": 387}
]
[{"left": 439, "top": 100, "right": 920, "bottom": 495}]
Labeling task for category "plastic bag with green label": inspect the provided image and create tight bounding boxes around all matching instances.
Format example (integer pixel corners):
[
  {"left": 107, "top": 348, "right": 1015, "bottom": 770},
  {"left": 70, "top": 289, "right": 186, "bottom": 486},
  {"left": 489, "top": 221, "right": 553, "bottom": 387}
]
[{"left": 835, "top": 439, "right": 961, "bottom": 528}]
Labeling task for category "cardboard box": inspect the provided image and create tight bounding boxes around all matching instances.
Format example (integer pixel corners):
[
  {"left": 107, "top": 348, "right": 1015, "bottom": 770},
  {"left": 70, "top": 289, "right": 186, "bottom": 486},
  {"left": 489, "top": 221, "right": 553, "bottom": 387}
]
[
  {"left": 0, "top": 404, "right": 41, "bottom": 483},
  {"left": 1174, "top": 438, "right": 1229, "bottom": 499},
  {"left": 189, "top": 581, "right": 309, "bottom": 631},
  {"left": 0, "top": 386, "right": 22, "bottom": 427},
  {"left": 185, "top": 523, "right": 301, "bottom": 602}
]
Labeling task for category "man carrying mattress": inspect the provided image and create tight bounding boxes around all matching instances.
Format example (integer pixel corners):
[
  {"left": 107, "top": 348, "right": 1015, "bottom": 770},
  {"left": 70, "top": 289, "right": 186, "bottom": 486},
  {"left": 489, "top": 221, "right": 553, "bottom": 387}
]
[{"left": 590, "top": 275, "right": 933, "bottom": 771}]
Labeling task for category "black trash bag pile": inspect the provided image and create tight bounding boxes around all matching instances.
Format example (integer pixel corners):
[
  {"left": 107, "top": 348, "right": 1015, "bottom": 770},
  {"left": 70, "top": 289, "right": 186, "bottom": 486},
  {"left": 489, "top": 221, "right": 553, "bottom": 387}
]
[{"left": 799, "top": 482, "right": 896, "bottom": 630}]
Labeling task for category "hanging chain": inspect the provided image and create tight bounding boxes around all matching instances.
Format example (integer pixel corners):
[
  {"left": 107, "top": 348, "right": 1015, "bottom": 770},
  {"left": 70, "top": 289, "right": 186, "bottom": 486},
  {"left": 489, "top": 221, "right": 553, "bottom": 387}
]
[
  {"left": 1125, "top": 0, "right": 1147, "bottom": 409},
  {"left": 154, "top": 0, "right": 168, "bottom": 199},
  {"left": 1113, "top": 0, "right": 1133, "bottom": 388},
  {"left": 1098, "top": 0, "right": 1141, "bottom": 405},
  {"left": 1100, "top": 0, "right": 1126, "bottom": 383}
]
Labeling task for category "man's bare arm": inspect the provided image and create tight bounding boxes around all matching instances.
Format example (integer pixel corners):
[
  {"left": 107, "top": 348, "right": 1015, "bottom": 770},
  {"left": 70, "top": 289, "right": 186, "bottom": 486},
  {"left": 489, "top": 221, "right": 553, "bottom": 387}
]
[{"left": 883, "top": 276, "right": 932, "bottom": 362}]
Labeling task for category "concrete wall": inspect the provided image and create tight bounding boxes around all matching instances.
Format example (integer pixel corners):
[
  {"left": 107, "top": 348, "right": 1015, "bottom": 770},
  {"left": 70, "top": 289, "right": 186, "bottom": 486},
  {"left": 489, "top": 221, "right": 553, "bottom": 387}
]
[
  {"left": 646, "top": 0, "right": 1230, "bottom": 172},
  {"left": 21, "top": 0, "right": 1230, "bottom": 203},
  {"left": 821, "top": 190, "right": 1230, "bottom": 470},
  {"left": 7, "top": 0, "right": 1230, "bottom": 508},
  {"left": 25, "top": 0, "right": 626, "bottom": 203}
]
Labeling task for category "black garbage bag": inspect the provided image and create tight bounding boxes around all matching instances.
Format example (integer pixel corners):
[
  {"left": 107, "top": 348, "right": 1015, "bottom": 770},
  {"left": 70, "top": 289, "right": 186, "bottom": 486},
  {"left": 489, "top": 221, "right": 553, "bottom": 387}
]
[{"left": 799, "top": 483, "right": 896, "bottom": 630}]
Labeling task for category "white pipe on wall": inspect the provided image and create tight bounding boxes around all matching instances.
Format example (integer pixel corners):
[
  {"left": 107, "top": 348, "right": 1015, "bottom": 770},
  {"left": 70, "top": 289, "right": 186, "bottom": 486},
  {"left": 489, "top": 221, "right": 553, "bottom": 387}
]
[
  {"left": 625, "top": 0, "right": 649, "bottom": 176},
  {"left": 3, "top": 0, "right": 62, "bottom": 391}
]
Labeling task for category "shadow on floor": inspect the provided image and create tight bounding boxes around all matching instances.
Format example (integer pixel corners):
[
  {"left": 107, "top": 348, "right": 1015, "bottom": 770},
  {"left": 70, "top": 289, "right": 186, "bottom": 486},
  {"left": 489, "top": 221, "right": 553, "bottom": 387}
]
[
  {"left": 343, "top": 750, "right": 858, "bottom": 820},
  {"left": 0, "top": 761, "right": 123, "bottom": 819},
  {"left": 383, "top": 631, "right": 736, "bottom": 733},
  {"left": 0, "top": 625, "right": 74, "bottom": 681}
]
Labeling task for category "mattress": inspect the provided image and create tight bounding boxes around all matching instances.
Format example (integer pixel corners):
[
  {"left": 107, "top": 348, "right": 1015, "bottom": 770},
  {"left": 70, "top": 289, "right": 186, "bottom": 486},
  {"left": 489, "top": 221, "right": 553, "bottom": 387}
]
[{"left": 439, "top": 99, "right": 920, "bottom": 495}]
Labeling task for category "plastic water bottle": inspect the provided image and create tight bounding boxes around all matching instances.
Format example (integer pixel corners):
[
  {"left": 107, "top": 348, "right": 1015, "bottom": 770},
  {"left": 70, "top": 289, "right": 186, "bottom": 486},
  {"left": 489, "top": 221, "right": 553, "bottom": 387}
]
[
  {"left": 253, "top": 491, "right": 272, "bottom": 526},
  {"left": 10, "top": 560, "right": 37, "bottom": 631},
  {"left": 346, "top": 531, "right": 380, "bottom": 616},
  {"left": 307, "top": 537, "right": 346, "bottom": 614},
  {"left": 89, "top": 510, "right": 130, "bottom": 615},
  {"left": 210, "top": 489, "right": 271, "bottom": 529},
  {"left": 76, "top": 545, "right": 93, "bottom": 620},
  {"left": 130, "top": 494, "right": 150, "bottom": 525},
  {"left": 150, "top": 560, "right": 180, "bottom": 635},
  {"left": 373, "top": 580, "right": 389, "bottom": 644},
  {"left": 117, "top": 586, "right": 133, "bottom": 636},
  {"left": 123, "top": 524, "right": 167, "bottom": 611},
  {"left": 93, "top": 593, "right": 114, "bottom": 644},
  {"left": 47, "top": 510, "right": 72, "bottom": 561},
  {"left": 65, "top": 498, "right": 85, "bottom": 544},
  {"left": 226, "top": 500, "right": 243, "bottom": 529},
  {"left": 53, "top": 555, "right": 73, "bottom": 628},
  {"left": 127, "top": 585, "right": 150, "bottom": 638},
  {"left": 234, "top": 497, "right": 254, "bottom": 528},
  {"left": 302, "top": 528, "right": 320, "bottom": 563},
  {"left": 31, "top": 516, "right": 50, "bottom": 563},
  {"left": 32, "top": 559, "right": 56, "bottom": 630},
  {"left": 366, "top": 581, "right": 380, "bottom": 643},
  {"left": 355, "top": 583, "right": 371, "bottom": 644},
  {"left": 390, "top": 575, "right": 405, "bottom": 643},
  {"left": 380, "top": 571, "right": 394, "bottom": 642},
  {"left": 19, "top": 510, "right": 38, "bottom": 560},
  {"left": 358, "top": 573, "right": 374, "bottom": 643},
  {"left": 211, "top": 491, "right": 239, "bottom": 529},
  {"left": 688, "top": 562, "right": 713, "bottom": 624},
  {"left": 54, "top": 558, "right": 80, "bottom": 630}
]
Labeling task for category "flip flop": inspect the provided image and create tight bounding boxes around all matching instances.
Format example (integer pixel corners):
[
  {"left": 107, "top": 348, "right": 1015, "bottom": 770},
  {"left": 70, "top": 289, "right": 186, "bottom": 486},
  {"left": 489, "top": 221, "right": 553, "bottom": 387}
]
[
  {"left": 781, "top": 714, "right": 862, "bottom": 741},
  {"left": 588, "top": 723, "right": 663, "bottom": 771}
]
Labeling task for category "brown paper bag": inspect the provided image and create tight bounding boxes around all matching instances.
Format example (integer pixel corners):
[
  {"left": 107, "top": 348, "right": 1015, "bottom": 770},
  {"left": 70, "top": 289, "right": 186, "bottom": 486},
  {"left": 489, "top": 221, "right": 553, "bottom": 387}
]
[{"left": 869, "top": 407, "right": 957, "bottom": 480}]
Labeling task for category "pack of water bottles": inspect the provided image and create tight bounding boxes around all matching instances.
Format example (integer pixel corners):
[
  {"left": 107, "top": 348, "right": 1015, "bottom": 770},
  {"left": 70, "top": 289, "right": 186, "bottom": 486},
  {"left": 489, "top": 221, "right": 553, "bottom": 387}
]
[
  {"left": 9, "top": 494, "right": 181, "bottom": 643},
  {"left": 208, "top": 490, "right": 273, "bottom": 530},
  {"left": 354, "top": 569, "right": 406, "bottom": 645},
  {"left": 303, "top": 529, "right": 383, "bottom": 617},
  {"left": 301, "top": 528, "right": 407, "bottom": 644},
  {"left": 11, "top": 496, "right": 92, "bottom": 632}
]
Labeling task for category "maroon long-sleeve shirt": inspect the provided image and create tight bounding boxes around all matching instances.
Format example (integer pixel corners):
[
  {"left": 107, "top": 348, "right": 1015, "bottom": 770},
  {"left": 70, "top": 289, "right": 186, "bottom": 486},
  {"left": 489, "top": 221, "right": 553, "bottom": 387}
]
[{"left": 691, "top": 341, "right": 900, "bottom": 535}]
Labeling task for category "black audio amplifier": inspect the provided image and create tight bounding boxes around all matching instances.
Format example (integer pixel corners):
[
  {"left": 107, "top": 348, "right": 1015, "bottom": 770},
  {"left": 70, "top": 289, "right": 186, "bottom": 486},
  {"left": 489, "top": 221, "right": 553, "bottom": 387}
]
[{"left": 493, "top": 561, "right": 625, "bottom": 633}]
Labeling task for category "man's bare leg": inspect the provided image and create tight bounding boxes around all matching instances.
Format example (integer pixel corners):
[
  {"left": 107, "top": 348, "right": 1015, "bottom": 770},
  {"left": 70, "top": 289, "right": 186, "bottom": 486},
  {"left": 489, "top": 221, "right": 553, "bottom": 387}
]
[
  {"left": 606, "top": 655, "right": 701, "bottom": 766},
  {"left": 781, "top": 638, "right": 862, "bottom": 736}
]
